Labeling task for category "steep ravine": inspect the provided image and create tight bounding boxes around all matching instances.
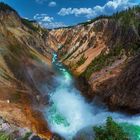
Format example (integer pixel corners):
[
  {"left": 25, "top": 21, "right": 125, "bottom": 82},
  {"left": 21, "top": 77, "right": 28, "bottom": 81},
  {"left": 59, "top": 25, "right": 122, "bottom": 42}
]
[
  {"left": 0, "top": 3, "right": 140, "bottom": 140},
  {"left": 49, "top": 6, "right": 140, "bottom": 113}
]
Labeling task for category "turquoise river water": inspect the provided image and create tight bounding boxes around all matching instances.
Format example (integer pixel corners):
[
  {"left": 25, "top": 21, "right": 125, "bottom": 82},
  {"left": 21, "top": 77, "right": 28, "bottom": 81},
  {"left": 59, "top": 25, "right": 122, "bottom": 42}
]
[{"left": 44, "top": 53, "right": 140, "bottom": 140}]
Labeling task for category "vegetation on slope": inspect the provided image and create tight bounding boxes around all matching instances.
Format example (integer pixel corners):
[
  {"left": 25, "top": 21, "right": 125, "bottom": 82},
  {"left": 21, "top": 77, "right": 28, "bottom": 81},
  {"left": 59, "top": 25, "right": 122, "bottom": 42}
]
[
  {"left": 68, "top": 54, "right": 87, "bottom": 70},
  {"left": 82, "top": 42, "right": 140, "bottom": 79},
  {"left": 76, "top": 54, "right": 87, "bottom": 67},
  {"left": 0, "top": 131, "right": 32, "bottom": 140},
  {"left": 21, "top": 18, "right": 39, "bottom": 32},
  {"left": 22, "top": 132, "right": 32, "bottom": 140},
  {"left": 81, "top": 5, "right": 140, "bottom": 79},
  {"left": 0, "top": 132, "right": 12, "bottom": 140},
  {"left": 112, "top": 6, "right": 140, "bottom": 28},
  {"left": 94, "top": 117, "right": 129, "bottom": 140},
  {"left": 81, "top": 45, "right": 124, "bottom": 79},
  {"left": 79, "top": 5, "right": 140, "bottom": 27},
  {"left": 57, "top": 6, "right": 140, "bottom": 71},
  {"left": 79, "top": 15, "right": 110, "bottom": 26},
  {"left": 62, "top": 46, "right": 79, "bottom": 61}
]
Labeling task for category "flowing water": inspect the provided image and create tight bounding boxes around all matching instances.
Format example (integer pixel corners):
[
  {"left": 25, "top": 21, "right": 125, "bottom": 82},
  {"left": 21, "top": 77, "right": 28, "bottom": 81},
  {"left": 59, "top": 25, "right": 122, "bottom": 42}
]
[{"left": 44, "top": 53, "right": 140, "bottom": 139}]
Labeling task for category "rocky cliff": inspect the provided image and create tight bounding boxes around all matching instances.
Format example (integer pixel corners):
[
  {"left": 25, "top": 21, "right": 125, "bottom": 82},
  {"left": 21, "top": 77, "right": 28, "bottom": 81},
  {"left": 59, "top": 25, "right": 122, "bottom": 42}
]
[
  {"left": 0, "top": 3, "right": 56, "bottom": 139},
  {"left": 50, "top": 6, "right": 140, "bottom": 113}
]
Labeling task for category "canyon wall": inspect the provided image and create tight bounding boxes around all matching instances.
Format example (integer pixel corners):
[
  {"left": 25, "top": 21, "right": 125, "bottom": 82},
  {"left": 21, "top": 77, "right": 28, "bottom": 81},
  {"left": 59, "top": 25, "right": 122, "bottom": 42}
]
[
  {"left": 50, "top": 6, "right": 140, "bottom": 113},
  {"left": 0, "top": 3, "right": 56, "bottom": 139}
]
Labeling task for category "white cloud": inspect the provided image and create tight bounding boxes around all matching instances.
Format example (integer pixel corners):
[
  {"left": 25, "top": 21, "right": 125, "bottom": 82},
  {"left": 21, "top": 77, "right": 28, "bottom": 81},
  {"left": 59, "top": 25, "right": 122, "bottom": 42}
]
[
  {"left": 58, "top": 0, "right": 138, "bottom": 18},
  {"left": 58, "top": 8, "right": 96, "bottom": 18},
  {"left": 43, "top": 22, "right": 66, "bottom": 28},
  {"left": 48, "top": 1, "right": 56, "bottom": 7},
  {"left": 34, "top": 14, "right": 54, "bottom": 22},
  {"left": 34, "top": 14, "right": 66, "bottom": 29}
]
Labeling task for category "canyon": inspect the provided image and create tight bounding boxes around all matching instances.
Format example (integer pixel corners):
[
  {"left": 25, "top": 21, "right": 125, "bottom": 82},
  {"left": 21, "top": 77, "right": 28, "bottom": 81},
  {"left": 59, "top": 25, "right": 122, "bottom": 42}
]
[
  {"left": 49, "top": 6, "right": 140, "bottom": 113},
  {"left": 0, "top": 2, "right": 140, "bottom": 140}
]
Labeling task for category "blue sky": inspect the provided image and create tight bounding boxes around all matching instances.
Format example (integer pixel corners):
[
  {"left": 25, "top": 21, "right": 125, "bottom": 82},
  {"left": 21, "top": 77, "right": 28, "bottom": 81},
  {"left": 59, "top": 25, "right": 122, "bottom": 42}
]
[{"left": 0, "top": 0, "right": 139, "bottom": 28}]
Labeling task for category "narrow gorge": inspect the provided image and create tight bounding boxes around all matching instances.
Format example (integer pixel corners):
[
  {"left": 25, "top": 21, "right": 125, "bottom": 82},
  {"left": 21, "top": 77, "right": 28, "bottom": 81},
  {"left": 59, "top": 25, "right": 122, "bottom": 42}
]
[{"left": 0, "top": 2, "right": 140, "bottom": 140}]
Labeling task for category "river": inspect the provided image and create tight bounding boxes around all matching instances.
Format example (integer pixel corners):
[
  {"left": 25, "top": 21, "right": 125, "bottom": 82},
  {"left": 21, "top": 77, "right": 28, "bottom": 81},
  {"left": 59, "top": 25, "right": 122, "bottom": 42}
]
[{"left": 44, "top": 53, "right": 140, "bottom": 140}]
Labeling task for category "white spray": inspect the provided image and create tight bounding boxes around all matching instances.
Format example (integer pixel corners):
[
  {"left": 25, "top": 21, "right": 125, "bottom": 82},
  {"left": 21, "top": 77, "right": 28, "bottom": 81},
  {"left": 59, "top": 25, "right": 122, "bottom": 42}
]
[{"left": 44, "top": 53, "right": 140, "bottom": 139}]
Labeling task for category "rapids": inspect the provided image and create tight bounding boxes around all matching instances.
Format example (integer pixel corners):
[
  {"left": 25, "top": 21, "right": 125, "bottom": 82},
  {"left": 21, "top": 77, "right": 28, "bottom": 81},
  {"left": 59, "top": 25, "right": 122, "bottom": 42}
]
[{"left": 44, "top": 53, "right": 140, "bottom": 139}]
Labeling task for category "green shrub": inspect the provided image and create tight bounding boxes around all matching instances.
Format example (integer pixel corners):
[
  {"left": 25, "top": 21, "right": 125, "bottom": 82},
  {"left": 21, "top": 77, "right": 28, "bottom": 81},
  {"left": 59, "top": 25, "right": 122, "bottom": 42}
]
[
  {"left": 76, "top": 54, "right": 87, "bottom": 67},
  {"left": 0, "top": 132, "right": 11, "bottom": 140},
  {"left": 126, "top": 42, "right": 140, "bottom": 56},
  {"left": 94, "top": 117, "right": 129, "bottom": 140},
  {"left": 22, "top": 132, "right": 32, "bottom": 140},
  {"left": 63, "top": 46, "right": 79, "bottom": 61}
]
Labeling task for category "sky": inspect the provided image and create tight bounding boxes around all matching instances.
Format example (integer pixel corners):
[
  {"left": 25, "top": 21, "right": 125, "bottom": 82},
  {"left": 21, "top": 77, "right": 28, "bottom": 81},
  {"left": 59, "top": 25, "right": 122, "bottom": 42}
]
[{"left": 0, "top": 0, "right": 139, "bottom": 28}]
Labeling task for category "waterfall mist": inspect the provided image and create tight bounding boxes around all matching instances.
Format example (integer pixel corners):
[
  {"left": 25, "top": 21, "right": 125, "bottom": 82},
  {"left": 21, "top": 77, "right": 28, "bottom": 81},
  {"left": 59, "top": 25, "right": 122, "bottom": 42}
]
[{"left": 43, "top": 54, "right": 140, "bottom": 139}]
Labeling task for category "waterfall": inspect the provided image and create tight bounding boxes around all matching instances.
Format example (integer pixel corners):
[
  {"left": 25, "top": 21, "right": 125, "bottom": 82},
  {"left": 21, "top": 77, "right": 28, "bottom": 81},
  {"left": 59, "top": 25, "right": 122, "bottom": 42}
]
[{"left": 44, "top": 53, "right": 140, "bottom": 139}]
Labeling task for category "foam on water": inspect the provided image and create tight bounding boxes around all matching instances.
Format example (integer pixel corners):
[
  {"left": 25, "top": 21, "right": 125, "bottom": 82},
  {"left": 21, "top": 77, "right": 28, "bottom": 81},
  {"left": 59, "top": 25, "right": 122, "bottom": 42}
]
[{"left": 44, "top": 53, "right": 140, "bottom": 139}]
